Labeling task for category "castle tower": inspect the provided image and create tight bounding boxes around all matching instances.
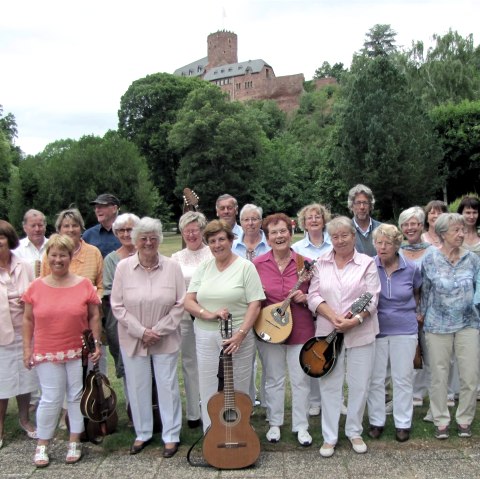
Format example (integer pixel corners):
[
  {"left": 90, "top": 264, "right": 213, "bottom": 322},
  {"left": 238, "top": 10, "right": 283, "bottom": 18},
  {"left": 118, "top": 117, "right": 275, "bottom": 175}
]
[{"left": 207, "top": 31, "right": 238, "bottom": 69}]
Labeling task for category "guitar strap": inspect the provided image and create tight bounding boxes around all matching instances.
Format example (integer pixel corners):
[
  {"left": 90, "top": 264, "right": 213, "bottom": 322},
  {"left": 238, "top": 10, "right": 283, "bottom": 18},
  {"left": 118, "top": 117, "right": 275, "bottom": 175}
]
[
  {"left": 217, "top": 350, "right": 225, "bottom": 392},
  {"left": 295, "top": 253, "right": 305, "bottom": 275}
]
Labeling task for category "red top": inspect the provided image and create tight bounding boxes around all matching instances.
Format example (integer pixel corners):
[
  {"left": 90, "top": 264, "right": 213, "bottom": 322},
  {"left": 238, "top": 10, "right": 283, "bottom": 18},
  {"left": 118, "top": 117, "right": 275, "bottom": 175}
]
[
  {"left": 22, "top": 277, "right": 100, "bottom": 363},
  {"left": 254, "top": 250, "right": 314, "bottom": 344}
]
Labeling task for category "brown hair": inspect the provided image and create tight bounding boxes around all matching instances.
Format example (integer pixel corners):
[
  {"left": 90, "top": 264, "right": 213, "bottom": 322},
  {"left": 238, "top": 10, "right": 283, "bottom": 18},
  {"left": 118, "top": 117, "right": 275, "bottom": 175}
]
[
  {"left": 263, "top": 213, "right": 292, "bottom": 238},
  {"left": 0, "top": 220, "right": 19, "bottom": 249},
  {"left": 203, "top": 219, "right": 235, "bottom": 243}
]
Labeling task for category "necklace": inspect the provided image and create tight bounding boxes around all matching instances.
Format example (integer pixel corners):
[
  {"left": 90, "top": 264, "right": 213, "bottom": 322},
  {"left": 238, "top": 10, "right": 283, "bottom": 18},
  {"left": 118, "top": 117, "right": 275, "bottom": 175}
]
[
  {"left": 139, "top": 259, "right": 159, "bottom": 271},
  {"left": 274, "top": 253, "right": 291, "bottom": 271}
]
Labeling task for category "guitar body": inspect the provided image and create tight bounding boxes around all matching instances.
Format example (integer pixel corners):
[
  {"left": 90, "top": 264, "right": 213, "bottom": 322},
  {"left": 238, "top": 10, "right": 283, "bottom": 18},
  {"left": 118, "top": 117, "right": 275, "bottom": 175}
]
[
  {"left": 299, "top": 333, "right": 344, "bottom": 378},
  {"left": 203, "top": 390, "right": 260, "bottom": 470},
  {"left": 254, "top": 303, "right": 292, "bottom": 344},
  {"left": 80, "top": 371, "right": 117, "bottom": 422}
]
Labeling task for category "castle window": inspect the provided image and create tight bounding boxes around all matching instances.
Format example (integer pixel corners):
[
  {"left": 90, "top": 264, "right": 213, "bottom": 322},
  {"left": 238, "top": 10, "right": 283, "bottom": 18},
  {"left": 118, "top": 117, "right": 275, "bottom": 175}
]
[
  {"left": 244, "top": 81, "right": 253, "bottom": 89},
  {"left": 266, "top": 68, "right": 270, "bottom": 78},
  {"left": 236, "top": 83, "right": 241, "bottom": 90},
  {"left": 197, "top": 65, "right": 203, "bottom": 72}
]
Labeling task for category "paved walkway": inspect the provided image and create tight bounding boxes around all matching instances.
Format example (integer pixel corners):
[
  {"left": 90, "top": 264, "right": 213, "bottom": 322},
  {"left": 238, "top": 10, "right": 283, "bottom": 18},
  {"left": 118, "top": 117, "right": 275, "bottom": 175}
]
[{"left": 2, "top": 437, "right": 480, "bottom": 478}]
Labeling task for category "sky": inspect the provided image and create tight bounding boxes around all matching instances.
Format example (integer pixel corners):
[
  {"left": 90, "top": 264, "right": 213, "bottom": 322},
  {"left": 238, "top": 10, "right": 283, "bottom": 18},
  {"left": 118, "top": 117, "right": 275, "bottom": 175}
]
[{"left": 1, "top": 0, "right": 479, "bottom": 156}]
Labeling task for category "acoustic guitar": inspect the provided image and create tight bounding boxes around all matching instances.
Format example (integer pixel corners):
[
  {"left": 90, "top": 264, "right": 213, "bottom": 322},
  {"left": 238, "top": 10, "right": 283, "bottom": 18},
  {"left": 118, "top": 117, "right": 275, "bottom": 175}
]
[
  {"left": 299, "top": 292, "right": 373, "bottom": 378},
  {"left": 80, "top": 329, "right": 118, "bottom": 439},
  {"left": 254, "top": 259, "right": 316, "bottom": 344},
  {"left": 203, "top": 315, "right": 260, "bottom": 470}
]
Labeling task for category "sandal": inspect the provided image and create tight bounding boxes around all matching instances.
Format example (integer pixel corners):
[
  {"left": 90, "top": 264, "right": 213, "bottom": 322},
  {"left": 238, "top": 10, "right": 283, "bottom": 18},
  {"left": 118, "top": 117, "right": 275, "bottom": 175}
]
[
  {"left": 34, "top": 445, "right": 49, "bottom": 468},
  {"left": 19, "top": 420, "right": 38, "bottom": 439},
  {"left": 66, "top": 442, "right": 82, "bottom": 464}
]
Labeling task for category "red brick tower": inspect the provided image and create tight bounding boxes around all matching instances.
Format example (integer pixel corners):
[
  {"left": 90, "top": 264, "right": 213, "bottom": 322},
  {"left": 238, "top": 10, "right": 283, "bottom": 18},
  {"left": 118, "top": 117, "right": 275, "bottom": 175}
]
[{"left": 207, "top": 31, "right": 238, "bottom": 69}]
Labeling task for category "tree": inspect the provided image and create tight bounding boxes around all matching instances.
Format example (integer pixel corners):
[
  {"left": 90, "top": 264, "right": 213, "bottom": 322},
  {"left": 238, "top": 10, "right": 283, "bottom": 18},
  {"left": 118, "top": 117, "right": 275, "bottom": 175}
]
[
  {"left": 313, "top": 61, "right": 347, "bottom": 82},
  {"left": 0, "top": 129, "right": 13, "bottom": 218},
  {"left": 331, "top": 28, "right": 443, "bottom": 221},
  {"left": 118, "top": 73, "right": 207, "bottom": 213},
  {"left": 0, "top": 105, "right": 22, "bottom": 166},
  {"left": 362, "top": 24, "right": 398, "bottom": 57},
  {"left": 170, "top": 85, "right": 266, "bottom": 217}
]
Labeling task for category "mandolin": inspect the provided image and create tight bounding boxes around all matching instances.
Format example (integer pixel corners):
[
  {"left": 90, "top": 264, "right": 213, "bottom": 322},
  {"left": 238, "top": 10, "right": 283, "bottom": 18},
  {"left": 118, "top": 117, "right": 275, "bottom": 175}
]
[
  {"left": 203, "top": 315, "right": 260, "bottom": 470},
  {"left": 254, "top": 259, "right": 316, "bottom": 344},
  {"left": 299, "top": 292, "right": 373, "bottom": 378},
  {"left": 80, "top": 329, "right": 118, "bottom": 439},
  {"left": 182, "top": 187, "right": 200, "bottom": 213}
]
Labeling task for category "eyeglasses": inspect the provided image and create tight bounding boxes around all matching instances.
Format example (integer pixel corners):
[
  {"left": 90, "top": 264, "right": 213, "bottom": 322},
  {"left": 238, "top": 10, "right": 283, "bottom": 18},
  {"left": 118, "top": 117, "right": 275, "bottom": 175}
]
[
  {"left": 269, "top": 228, "right": 289, "bottom": 236},
  {"left": 183, "top": 229, "right": 201, "bottom": 236},
  {"left": 138, "top": 236, "right": 159, "bottom": 243},
  {"left": 306, "top": 215, "right": 322, "bottom": 221},
  {"left": 353, "top": 201, "right": 370, "bottom": 207},
  {"left": 402, "top": 222, "right": 421, "bottom": 228},
  {"left": 116, "top": 228, "right": 133, "bottom": 234},
  {"left": 241, "top": 217, "right": 260, "bottom": 223}
]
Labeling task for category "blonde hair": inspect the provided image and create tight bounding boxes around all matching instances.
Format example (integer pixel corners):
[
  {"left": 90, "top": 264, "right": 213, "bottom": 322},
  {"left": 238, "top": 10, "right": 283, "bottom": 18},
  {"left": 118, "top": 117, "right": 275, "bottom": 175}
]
[
  {"left": 372, "top": 224, "right": 403, "bottom": 250},
  {"left": 45, "top": 234, "right": 75, "bottom": 257}
]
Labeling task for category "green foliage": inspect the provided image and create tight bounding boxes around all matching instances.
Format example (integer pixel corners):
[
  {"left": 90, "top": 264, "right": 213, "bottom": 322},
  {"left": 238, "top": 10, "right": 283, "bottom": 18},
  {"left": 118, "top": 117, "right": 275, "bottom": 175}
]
[
  {"left": 118, "top": 73, "right": 207, "bottom": 214},
  {"left": 429, "top": 100, "right": 480, "bottom": 201},
  {"left": 0, "top": 130, "right": 13, "bottom": 218},
  {"left": 313, "top": 61, "right": 348, "bottom": 82},
  {"left": 362, "top": 24, "right": 398, "bottom": 57}
]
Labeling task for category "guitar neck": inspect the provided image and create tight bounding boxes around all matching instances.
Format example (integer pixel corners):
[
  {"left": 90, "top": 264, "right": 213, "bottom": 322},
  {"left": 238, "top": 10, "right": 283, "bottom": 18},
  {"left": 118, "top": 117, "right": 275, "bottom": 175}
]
[{"left": 223, "top": 352, "right": 235, "bottom": 408}]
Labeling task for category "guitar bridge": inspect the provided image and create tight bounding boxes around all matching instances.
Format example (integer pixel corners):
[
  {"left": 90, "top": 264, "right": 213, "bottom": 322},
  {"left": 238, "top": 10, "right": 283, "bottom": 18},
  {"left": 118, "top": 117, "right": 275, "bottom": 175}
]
[{"left": 217, "top": 442, "right": 247, "bottom": 448}]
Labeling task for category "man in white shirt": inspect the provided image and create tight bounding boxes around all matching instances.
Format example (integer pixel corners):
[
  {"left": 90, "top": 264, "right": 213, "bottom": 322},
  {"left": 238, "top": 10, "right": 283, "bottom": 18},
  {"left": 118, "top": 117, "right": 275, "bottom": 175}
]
[
  {"left": 215, "top": 194, "right": 242, "bottom": 238},
  {"left": 14, "top": 209, "right": 48, "bottom": 276}
]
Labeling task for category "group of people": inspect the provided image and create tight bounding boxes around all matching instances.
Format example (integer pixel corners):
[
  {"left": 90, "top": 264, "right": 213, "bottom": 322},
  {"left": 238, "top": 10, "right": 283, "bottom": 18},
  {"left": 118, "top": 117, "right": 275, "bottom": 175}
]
[{"left": 1, "top": 187, "right": 479, "bottom": 467}]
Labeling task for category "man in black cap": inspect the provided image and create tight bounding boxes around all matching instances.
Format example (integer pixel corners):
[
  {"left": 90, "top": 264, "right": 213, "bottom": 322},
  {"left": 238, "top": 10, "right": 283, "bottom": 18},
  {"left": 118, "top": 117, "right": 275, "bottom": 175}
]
[{"left": 83, "top": 193, "right": 121, "bottom": 257}]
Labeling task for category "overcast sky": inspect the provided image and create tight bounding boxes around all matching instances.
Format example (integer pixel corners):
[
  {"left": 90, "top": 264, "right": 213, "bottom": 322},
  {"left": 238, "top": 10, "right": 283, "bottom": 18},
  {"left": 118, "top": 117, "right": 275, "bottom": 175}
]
[{"left": 1, "top": 0, "right": 478, "bottom": 155}]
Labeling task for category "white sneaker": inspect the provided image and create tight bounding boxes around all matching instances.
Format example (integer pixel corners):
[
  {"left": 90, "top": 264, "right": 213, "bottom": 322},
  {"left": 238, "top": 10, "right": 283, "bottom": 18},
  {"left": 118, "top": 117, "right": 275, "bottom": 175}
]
[
  {"left": 385, "top": 400, "right": 393, "bottom": 415},
  {"left": 413, "top": 397, "right": 423, "bottom": 407},
  {"left": 297, "top": 429, "right": 312, "bottom": 447},
  {"left": 423, "top": 410, "right": 434, "bottom": 422},
  {"left": 266, "top": 426, "right": 280, "bottom": 443},
  {"left": 341, "top": 403, "right": 348, "bottom": 415},
  {"left": 319, "top": 442, "right": 335, "bottom": 458},
  {"left": 308, "top": 405, "right": 321, "bottom": 416},
  {"left": 447, "top": 395, "right": 455, "bottom": 407},
  {"left": 349, "top": 436, "right": 367, "bottom": 454}
]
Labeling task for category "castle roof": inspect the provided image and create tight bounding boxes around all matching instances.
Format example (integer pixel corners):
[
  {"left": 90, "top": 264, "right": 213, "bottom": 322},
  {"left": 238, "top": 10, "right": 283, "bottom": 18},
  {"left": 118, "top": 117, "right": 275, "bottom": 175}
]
[
  {"left": 173, "top": 57, "right": 208, "bottom": 77},
  {"left": 203, "top": 59, "right": 272, "bottom": 81}
]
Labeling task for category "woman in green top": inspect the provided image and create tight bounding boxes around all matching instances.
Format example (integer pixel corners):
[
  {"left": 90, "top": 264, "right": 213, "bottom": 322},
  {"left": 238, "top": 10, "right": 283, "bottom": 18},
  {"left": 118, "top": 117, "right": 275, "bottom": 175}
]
[{"left": 184, "top": 220, "right": 265, "bottom": 432}]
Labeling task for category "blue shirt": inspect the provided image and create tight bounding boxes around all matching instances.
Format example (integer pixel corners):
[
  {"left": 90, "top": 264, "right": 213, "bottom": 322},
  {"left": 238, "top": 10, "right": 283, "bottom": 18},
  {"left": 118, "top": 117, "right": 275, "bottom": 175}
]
[
  {"left": 375, "top": 254, "right": 422, "bottom": 336},
  {"left": 82, "top": 224, "right": 121, "bottom": 258},
  {"left": 420, "top": 248, "right": 480, "bottom": 334},
  {"left": 232, "top": 231, "right": 270, "bottom": 261},
  {"left": 292, "top": 232, "right": 332, "bottom": 260}
]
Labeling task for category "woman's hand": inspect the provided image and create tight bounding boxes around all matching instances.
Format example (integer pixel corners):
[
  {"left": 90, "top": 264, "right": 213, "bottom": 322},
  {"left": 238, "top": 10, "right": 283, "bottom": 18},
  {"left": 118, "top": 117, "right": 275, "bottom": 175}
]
[
  {"left": 416, "top": 313, "right": 424, "bottom": 325},
  {"left": 332, "top": 315, "right": 358, "bottom": 333},
  {"left": 142, "top": 328, "right": 161, "bottom": 347},
  {"left": 89, "top": 345, "right": 102, "bottom": 364},
  {"left": 291, "top": 290, "right": 308, "bottom": 306},
  {"left": 222, "top": 330, "right": 246, "bottom": 355},
  {"left": 23, "top": 348, "right": 34, "bottom": 370},
  {"left": 213, "top": 308, "right": 230, "bottom": 321}
]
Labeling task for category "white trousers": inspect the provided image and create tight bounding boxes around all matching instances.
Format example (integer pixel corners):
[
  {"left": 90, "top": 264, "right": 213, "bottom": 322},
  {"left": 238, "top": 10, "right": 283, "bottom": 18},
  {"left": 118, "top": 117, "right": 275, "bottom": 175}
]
[
  {"left": 121, "top": 349, "right": 182, "bottom": 444},
  {"left": 194, "top": 323, "right": 255, "bottom": 432},
  {"left": 367, "top": 335, "right": 417, "bottom": 429},
  {"left": 180, "top": 314, "right": 201, "bottom": 421},
  {"left": 256, "top": 341, "right": 310, "bottom": 432},
  {"left": 320, "top": 342, "right": 375, "bottom": 445},
  {"left": 426, "top": 328, "right": 479, "bottom": 427},
  {"left": 35, "top": 359, "right": 84, "bottom": 439}
]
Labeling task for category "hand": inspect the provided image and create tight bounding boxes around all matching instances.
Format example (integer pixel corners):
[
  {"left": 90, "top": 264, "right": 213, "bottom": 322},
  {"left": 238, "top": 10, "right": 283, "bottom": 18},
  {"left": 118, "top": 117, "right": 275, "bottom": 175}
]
[
  {"left": 142, "top": 328, "right": 161, "bottom": 347},
  {"left": 23, "top": 349, "right": 34, "bottom": 370},
  {"left": 89, "top": 345, "right": 102, "bottom": 364},
  {"left": 416, "top": 313, "right": 424, "bottom": 325},
  {"left": 214, "top": 308, "right": 230, "bottom": 321},
  {"left": 291, "top": 290, "right": 307, "bottom": 305},
  {"left": 222, "top": 330, "right": 245, "bottom": 355},
  {"left": 332, "top": 315, "right": 357, "bottom": 333}
]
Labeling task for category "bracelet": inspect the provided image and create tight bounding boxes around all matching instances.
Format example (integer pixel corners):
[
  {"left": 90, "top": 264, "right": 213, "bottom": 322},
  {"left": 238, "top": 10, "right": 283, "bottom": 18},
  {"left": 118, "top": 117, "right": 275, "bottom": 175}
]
[
  {"left": 199, "top": 308, "right": 205, "bottom": 318},
  {"left": 94, "top": 339, "right": 102, "bottom": 346},
  {"left": 354, "top": 314, "right": 363, "bottom": 325},
  {"left": 238, "top": 329, "right": 248, "bottom": 336}
]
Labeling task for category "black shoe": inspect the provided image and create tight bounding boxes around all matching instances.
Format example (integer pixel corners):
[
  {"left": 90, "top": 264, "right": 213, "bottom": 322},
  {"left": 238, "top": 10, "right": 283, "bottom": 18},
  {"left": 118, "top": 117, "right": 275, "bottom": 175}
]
[
  {"left": 163, "top": 442, "right": 179, "bottom": 458},
  {"left": 368, "top": 425, "right": 384, "bottom": 439},
  {"left": 187, "top": 419, "right": 202, "bottom": 429},
  {"left": 129, "top": 438, "right": 152, "bottom": 455},
  {"left": 395, "top": 428, "right": 410, "bottom": 442}
]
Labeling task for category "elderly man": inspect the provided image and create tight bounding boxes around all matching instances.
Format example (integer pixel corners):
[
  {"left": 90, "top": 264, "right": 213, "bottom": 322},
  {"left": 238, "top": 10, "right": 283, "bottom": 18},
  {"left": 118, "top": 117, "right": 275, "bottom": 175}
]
[
  {"left": 83, "top": 193, "right": 121, "bottom": 258},
  {"left": 215, "top": 193, "right": 242, "bottom": 238},
  {"left": 348, "top": 184, "right": 381, "bottom": 257},
  {"left": 14, "top": 209, "right": 48, "bottom": 276}
]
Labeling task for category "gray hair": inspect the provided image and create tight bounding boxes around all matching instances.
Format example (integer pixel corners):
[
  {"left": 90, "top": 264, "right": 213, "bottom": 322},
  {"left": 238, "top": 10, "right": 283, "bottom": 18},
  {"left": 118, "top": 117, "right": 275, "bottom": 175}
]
[
  {"left": 239, "top": 204, "right": 263, "bottom": 220},
  {"left": 398, "top": 206, "right": 425, "bottom": 229},
  {"left": 347, "top": 184, "right": 375, "bottom": 211},
  {"left": 296, "top": 203, "right": 331, "bottom": 231},
  {"left": 326, "top": 216, "right": 356, "bottom": 236},
  {"left": 55, "top": 208, "right": 85, "bottom": 232},
  {"left": 373, "top": 224, "right": 403, "bottom": 250},
  {"left": 112, "top": 213, "right": 140, "bottom": 236},
  {"left": 23, "top": 209, "right": 46, "bottom": 225},
  {"left": 215, "top": 194, "right": 238, "bottom": 209},
  {"left": 178, "top": 211, "right": 208, "bottom": 232},
  {"left": 434, "top": 213, "right": 465, "bottom": 243},
  {"left": 131, "top": 217, "right": 163, "bottom": 244}
]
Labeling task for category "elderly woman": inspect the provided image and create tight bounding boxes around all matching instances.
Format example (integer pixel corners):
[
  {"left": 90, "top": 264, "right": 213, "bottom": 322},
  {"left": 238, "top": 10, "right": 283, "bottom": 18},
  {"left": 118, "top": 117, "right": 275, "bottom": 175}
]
[
  {"left": 171, "top": 211, "right": 212, "bottom": 429},
  {"left": 398, "top": 206, "right": 434, "bottom": 408},
  {"left": 308, "top": 216, "right": 380, "bottom": 458},
  {"left": 366, "top": 225, "right": 422, "bottom": 442},
  {"left": 254, "top": 213, "right": 314, "bottom": 446},
  {"left": 184, "top": 220, "right": 265, "bottom": 433},
  {"left": 103, "top": 213, "right": 140, "bottom": 399},
  {"left": 111, "top": 217, "right": 185, "bottom": 457},
  {"left": 23, "top": 234, "right": 101, "bottom": 467},
  {"left": 232, "top": 204, "right": 270, "bottom": 260},
  {"left": 0, "top": 221, "right": 37, "bottom": 449},
  {"left": 420, "top": 213, "right": 480, "bottom": 439},
  {"left": 293, "top": 202, "right": 333, "bottom": 417},
  {"left": 458, "top": 196, "right": 480, "bottom": 256},
  {"left": 422, "top": 200, "right": 448, "bottom": 248}
]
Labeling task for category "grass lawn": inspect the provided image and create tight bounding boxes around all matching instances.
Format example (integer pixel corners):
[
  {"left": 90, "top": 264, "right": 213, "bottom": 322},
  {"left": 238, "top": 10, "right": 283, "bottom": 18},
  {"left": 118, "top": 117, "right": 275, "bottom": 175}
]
[{"left": 5, "top": 233, "right": 480, "bottom": 452}]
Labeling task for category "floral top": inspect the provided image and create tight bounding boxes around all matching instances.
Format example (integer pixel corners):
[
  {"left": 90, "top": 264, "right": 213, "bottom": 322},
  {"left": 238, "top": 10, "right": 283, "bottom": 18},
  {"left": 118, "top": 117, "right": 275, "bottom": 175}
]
[{"left": 420, "top": 248, "right": 480, "bottom": 334}]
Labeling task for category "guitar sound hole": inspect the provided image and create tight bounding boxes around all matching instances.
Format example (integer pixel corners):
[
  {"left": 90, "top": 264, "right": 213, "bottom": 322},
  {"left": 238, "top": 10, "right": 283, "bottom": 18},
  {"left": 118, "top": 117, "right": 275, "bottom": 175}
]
[{"left": 223, "top": 408, "right": 238, "bottom": 423}]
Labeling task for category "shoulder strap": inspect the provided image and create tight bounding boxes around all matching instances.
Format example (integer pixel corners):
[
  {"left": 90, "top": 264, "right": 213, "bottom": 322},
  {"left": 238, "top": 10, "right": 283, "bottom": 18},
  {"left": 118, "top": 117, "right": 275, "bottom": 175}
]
[{"left": 295, "top": 253, "right": 304, "bottom": 274}]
